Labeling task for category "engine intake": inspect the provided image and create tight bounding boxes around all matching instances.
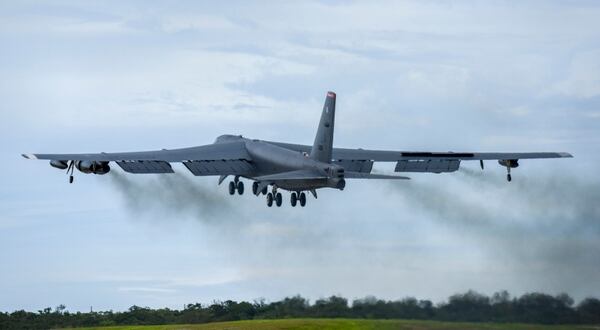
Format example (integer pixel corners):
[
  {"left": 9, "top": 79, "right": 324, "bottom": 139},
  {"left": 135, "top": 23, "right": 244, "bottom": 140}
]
[
  {"left": 49, "top": 160, "right": 69, "bottom": 170},
  {"left": 75, "top": 160, "right": 110, "bottom": 175}
]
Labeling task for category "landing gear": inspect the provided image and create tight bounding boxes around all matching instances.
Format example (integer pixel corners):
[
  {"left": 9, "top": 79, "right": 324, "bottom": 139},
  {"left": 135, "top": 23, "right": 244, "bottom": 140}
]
[
  {"left": 263, "top": 189, "right": 308, "bottom": 208},
  {"left": 252, "top": 182, "right": 259, "bottom": 195},
  {"left": 499, "top": 159, "right": 518, "bottom": 183},
  {"left": 266, "top": 186, "right": 283, "bottom": 207},
  {"left": 299, "top": 192, "right": 306, "bottom": 207},
  {"left": 290, "top": 192, "right": 298, "bottom": 207},
  {"left": 228, "top": 178, "right": 244, "bottom": 195},
  {"left": 67, "top": 161, "right": 75, "bottom": 184},
  {"left": 261, "top": 186, "right": 268, "bottom": 195}
]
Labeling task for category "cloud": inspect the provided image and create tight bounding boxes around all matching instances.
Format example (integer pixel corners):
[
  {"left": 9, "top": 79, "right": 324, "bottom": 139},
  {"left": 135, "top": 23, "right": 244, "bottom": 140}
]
[
  {"left": 553, "top": 50, "right": 600, "bottom": 99},
  {"left": 160, "top": 14, "right": 238, "bottom": 32},
  {"left": 118, "top": 287, "right": 176, "bottom": 293}
]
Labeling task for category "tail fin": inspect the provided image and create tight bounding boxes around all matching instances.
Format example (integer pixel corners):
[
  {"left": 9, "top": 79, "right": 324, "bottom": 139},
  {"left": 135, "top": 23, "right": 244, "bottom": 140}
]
[{"left": 310, "top": 91, "right": 336, "bottom": 163}]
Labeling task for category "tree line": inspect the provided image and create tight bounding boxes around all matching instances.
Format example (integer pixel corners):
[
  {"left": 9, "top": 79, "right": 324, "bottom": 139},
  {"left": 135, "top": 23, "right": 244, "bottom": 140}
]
[{"left": 1, "top": 290, "right": 599, "bottom": 329}]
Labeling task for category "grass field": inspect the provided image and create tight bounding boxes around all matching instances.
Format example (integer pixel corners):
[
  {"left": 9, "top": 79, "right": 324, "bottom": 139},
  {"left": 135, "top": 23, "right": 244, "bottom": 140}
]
[{"left": 72, "top": 318, "right": 599, "bottom": 330}]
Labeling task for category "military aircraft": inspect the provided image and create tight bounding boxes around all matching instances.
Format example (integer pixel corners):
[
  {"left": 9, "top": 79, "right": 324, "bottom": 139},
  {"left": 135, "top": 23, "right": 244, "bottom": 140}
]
[{"left": 23, "top": 91, "right": 572, "bottom": 207}]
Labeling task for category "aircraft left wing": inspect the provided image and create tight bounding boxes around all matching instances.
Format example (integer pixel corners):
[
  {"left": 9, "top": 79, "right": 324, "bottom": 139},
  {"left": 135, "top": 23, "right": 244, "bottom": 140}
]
[
  {"left": 22, "top": 141, "right": 250, "bottom": 162},
  {"left": 22, "top": 141, "right": 256, "bottom": 176}
]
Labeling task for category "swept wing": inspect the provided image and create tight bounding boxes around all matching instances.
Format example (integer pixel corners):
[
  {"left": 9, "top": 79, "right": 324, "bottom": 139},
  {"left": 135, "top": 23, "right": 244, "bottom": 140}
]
[
  {"left": 268, "top": 141, "right": 572, "bottom": 162},
  {"left": 22, "top": 141, "right": 255, "bottom": 176}
]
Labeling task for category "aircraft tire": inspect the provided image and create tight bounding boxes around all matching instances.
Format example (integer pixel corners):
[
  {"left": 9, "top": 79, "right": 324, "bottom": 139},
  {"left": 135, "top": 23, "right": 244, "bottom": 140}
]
[
  {"left": 262, "top": 186, "right": 268, "bottom": 195},
  {"left": 507, "top": 174, "right": 512, "bottom": 182},
  {"left": 266, "top": 193, "right": 273, "bottom": 207},
  {"left": 290, "top": 193, "right": 297, "bottom": 207},
  {"left": 228, "top": 181, "right": 236, "bottom": 195},
  {"left": 299, "top": 192, "right": 306, "bottom": 207},
  {"left": 237, "top": 181, "right": 244, "bottom": 195},
  {"left": 252, "top": 182, "right": 258, "bottom": 195},
  {"left": 275, "top": 193, "right": 282, "bottom": 207}
]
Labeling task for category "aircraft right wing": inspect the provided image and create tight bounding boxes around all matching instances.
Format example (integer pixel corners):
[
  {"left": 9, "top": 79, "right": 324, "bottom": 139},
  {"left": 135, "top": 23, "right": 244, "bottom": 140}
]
[
  {"left": 268, "top": 141, "right": 572, "bottom": 176},
  {"left": 269, "top": 141, "right": 571, "bottom": 161}
]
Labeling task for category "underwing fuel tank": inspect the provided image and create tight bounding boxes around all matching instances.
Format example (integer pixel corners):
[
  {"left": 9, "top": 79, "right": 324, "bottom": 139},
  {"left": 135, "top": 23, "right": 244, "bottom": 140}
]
[{"left": 498, "top": 159, "right": 519, "bottom": 168}]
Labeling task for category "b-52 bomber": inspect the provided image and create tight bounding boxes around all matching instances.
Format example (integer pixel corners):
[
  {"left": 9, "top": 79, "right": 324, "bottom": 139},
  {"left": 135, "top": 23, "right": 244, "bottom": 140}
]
[{"left": 23, "top": 91, "right": 572, "bottom": 207}]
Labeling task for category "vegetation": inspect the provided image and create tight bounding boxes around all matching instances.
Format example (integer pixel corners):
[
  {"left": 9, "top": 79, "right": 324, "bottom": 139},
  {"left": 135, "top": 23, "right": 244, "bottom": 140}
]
[
  {"left": 1, "top": 291, "right": 599, "bottom": 329},
  {"left": 72, "top": 318, "right": 599, "bottom": 330}
]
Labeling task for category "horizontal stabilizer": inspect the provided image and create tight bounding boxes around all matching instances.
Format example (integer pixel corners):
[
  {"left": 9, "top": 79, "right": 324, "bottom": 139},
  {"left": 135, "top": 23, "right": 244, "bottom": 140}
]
[{"left": 344, "top": 172, "right": 410, "bottom": 180}]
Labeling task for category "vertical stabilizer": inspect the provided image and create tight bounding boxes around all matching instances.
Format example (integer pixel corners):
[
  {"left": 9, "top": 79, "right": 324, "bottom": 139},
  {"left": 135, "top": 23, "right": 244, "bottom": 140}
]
[{"left": 310, "top": 91, "right": 336, "bottom": 163}]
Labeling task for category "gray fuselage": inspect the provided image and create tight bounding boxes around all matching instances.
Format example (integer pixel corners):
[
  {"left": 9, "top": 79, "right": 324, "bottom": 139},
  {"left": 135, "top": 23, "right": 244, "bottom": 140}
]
[{"left": 215, "top": 135, "right": 345, "bottom": 191}]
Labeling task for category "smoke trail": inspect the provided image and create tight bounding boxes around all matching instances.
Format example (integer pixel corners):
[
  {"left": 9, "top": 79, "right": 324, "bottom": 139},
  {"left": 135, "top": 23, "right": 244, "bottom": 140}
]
[
  {"left": 103, "top": 165, "right": 600, "bottom": 299},
  {"left": 387, "top": 167, "right": 600, "bottom": 294},
  {"left": 390, "top": 167, "right": 600, "bottom": 233},
  {"left": 107, "top": 170, "right": 238, "bottom": 223}
]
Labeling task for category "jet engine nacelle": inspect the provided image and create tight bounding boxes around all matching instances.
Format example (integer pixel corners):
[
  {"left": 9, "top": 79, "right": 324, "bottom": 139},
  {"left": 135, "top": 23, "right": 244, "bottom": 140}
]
[
  {"left": 49, "top": 160, "right": 69, "bottom": 170},
  {"left": 498, "top": 159, "right": 519, "bottom": 168},
  {"left": 75, "top": 160, "right": 110, "bottom": 175}
]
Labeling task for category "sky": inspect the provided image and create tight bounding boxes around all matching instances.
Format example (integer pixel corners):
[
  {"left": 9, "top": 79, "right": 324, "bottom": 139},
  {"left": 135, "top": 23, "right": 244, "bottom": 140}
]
[{"left": 1, "top": 0, "right": 600, "bottom": 312}]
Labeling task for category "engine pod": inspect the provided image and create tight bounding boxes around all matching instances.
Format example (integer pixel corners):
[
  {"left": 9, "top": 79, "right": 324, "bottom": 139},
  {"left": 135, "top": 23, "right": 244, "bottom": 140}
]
[{"left": 49, "top": 160, "right": 68, "bottom": 170}]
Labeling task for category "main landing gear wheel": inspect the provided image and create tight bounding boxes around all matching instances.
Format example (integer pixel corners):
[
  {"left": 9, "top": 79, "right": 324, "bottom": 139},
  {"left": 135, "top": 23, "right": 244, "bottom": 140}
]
[
  {"left": 275, "top": 193, "right": 283, "bottom": 207},
  {"left": 290, "top": 193, "right": 298, "bottom": 207},
  {"left": 228, "top": 181, "right": 236, "bottom": 195},
  {"left": 507, "top": 174, "right": 512, "bottom": 182},
  {"left": 299, "top": 192, "right": 306, "bottom": 207},
  {"left": 237, "top": 181, "right": 244, "bottom": 195},
  {"left": 266, "top": 193, "right": 273, "bottom": 207},
  {"left": 261, "top": 186, "right": 268, "bottom": 195},
  {"left": 252, "top": 182, "right": 259, "bottom": 195}
]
